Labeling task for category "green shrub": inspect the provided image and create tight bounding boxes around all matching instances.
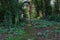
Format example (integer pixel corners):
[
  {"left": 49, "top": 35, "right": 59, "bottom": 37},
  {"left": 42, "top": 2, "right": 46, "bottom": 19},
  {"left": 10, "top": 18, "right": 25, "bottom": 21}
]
[{"left": 48, "top": 15, "right": 60, "bottom": 22}]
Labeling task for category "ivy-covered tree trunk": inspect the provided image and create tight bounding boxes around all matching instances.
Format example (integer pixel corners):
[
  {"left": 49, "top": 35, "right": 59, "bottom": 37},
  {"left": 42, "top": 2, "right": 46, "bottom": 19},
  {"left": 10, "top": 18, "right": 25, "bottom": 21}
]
[{"left": 32, "top": 0, "right": 43, "bottom": 18}]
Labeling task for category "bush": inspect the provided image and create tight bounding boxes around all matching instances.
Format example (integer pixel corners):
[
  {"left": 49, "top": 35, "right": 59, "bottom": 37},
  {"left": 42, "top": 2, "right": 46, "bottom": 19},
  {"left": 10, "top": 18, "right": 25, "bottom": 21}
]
[{"left": 47, "top": 15, "right": 60, "bottom": 22}]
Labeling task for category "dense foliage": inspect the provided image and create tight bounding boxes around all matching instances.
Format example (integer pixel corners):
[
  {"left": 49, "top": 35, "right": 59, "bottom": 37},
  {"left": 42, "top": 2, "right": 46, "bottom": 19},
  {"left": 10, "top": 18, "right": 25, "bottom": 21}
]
[{"left": 0, "top": 0, "right": 60, "bottom": 40}]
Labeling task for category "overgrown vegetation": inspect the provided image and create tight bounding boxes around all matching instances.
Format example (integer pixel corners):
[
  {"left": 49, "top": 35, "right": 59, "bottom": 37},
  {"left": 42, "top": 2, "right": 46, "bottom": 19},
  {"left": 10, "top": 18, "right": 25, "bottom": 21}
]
[{"left": 0, "top": 0, "right": 60, "bottom": 40}]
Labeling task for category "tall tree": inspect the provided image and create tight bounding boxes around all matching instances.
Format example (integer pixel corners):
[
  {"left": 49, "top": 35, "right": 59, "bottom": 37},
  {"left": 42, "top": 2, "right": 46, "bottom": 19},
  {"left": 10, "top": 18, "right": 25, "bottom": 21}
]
[
  {"left": 32, "top": 0, "right": 43, "bottom": 18},
  {"left": 44, "top": 0, "right": 52, "bottom": 18},
  {"left": 55, "top": 0, "right": 59, "bottom": 15}
]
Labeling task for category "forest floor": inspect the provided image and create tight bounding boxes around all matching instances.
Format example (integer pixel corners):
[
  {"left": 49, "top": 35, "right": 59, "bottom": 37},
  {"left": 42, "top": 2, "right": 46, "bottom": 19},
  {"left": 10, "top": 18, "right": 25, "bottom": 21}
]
[{"left": 0, "top": 19, "right": 60, "bottom": 40}]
